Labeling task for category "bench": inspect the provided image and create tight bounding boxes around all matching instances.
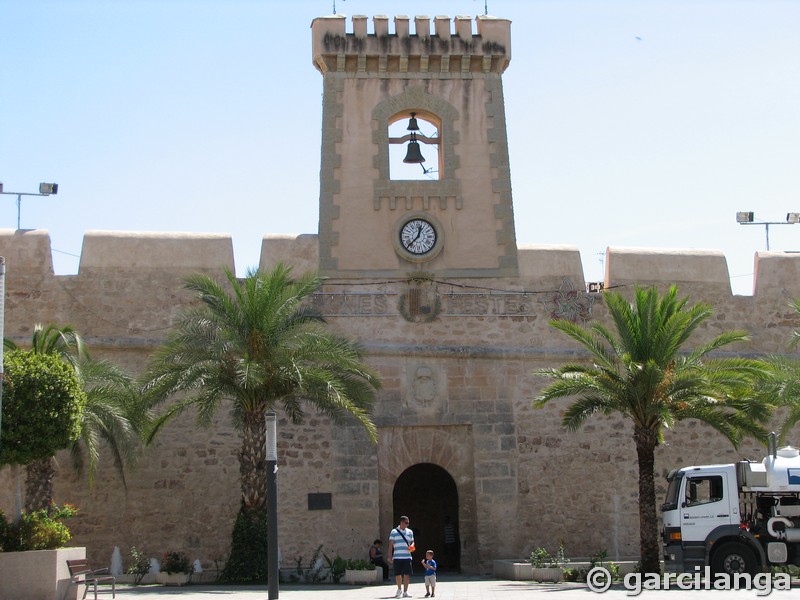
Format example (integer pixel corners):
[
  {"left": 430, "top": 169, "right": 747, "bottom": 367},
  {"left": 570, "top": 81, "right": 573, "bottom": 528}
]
[{"left": 66, "top": 559, "right": 116, "bottom": 600}]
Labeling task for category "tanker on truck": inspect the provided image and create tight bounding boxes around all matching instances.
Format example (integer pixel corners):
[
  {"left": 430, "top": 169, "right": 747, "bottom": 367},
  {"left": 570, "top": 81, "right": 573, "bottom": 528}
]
[{"left": 662, "top": 434, "right": 800, "bottom": 575}]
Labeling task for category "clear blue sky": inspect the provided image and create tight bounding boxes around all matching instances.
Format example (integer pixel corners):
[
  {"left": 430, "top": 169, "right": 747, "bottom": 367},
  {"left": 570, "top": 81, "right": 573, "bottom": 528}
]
[{"left": 2, "top": 0, "right": 798, "bottom": 295}]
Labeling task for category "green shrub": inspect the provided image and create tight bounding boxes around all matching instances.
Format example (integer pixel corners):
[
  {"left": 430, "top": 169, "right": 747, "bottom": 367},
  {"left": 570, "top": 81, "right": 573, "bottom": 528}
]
[
  {"left": 0, "top": 351, "right": 85, "bottom": 466},
  {"left": 127, "top": 546, "right": 152, "bottom": 584},
  {"left": 529, "top": 547, "right": 554, "bottom": 568},
  {"left": 0, "top": 504, "right": 78, "bottom": 551},
  {"left": 325, "top": 553, "right": 346, "bottom": 583},
  {"left": 530, "top": 542, "right": 568, "bottom": 568},
  {"left": 589, "top": 549, "right": 620, "bottom": 580},
  {"left": 346, "top": 558, "right": 375, "bottom": 570},
  {"left": 220, "top": 508, "right": 268, "bottom": 582},
  {"left": 562, "top": 567, "right": 579, "bottom": 582},
  {"left": 304, "top": 545, "right": 327, "bottom": 583}
]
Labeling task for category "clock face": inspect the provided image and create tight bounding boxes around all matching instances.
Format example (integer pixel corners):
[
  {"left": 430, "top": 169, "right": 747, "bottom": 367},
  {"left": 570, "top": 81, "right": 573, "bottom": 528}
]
[{"left": 400, "top": 218, "right": 437, "bottom": 255}]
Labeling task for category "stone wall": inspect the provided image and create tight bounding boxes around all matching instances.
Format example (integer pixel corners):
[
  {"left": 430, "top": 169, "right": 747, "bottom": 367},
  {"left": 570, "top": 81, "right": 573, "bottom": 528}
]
[{"left": 0, "top": 229, "right": 798, "bottom": 573}]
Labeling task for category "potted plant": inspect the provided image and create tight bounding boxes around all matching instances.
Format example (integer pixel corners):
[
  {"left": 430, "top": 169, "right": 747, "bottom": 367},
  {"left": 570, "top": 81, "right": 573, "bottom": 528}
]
[
  {"left": 529, "top": 544, "right": 567, "bottom": 582},
  {"left": 156, "top": 550, "right": 193, "bottom": 586},
  {"left": 0, "top": 504, "right": 88, "bottom": 600},
  {"left": 343, "top": 558, "right": 380, "bottom": 585}
]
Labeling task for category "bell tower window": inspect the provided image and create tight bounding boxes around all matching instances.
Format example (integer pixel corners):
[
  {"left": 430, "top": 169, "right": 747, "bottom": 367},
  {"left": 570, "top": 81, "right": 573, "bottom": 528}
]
[{"left": 388, "top": 111, "right": 441, "bottom": 181}]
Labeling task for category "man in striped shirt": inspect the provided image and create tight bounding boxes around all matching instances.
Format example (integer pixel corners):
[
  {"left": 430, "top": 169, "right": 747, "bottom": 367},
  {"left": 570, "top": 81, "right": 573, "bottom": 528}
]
[{"left": 388, "top": 516, "right": 415, "bottom": 598}]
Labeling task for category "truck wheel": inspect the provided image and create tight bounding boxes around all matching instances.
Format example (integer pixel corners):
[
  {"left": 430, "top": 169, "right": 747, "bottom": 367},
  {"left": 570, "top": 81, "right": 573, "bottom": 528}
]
[{"left": 711, "top": 543, "right": 757, "bottom": 576}]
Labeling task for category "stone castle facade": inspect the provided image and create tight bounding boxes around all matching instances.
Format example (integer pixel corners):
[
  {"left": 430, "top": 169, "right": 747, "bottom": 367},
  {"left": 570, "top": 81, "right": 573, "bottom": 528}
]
[{"left": 1, "top": 14, "right": 799, "bottom": 575}]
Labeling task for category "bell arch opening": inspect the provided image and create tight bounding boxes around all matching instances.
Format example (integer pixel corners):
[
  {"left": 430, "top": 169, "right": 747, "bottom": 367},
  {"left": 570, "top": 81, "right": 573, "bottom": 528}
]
[
  {"left": 392, "top": 463, "right": 460, "bottom": 572},
  {"left": 388, "top": 111, "right": 442, "bottom": 181}
]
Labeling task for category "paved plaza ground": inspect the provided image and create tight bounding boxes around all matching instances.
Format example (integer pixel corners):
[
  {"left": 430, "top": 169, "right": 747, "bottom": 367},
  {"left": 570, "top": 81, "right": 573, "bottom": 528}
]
[{"left": 108, "top": 575, "right": 798, "bottom": 599}]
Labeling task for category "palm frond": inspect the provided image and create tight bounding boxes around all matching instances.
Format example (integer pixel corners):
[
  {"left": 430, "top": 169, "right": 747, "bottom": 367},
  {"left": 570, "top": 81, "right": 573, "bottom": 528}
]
[{"left": 141, "top": 264, "right": 380, "bottom": 453}]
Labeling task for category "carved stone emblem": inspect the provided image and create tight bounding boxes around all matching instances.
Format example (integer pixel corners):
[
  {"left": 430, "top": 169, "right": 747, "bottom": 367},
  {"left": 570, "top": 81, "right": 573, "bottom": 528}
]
[{"left": 398, "top": 284, "right": 441, "bottom": 322}]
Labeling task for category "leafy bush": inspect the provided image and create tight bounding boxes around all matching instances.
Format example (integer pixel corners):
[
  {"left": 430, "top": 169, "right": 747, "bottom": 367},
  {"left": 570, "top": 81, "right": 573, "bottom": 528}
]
[
  {"left": 530, "top": 543, "right": 568, "bottom": 568},
  {"left": 321, "top": 555, "right": 375, "bottom": 583},
  {"left": 0, "top": 504, "right": 78, "bottom": 551},
  {"left": 325, "top": 553, "right": 346, "bottom": 583},
  {"left": 160, "top": 550, "right": 192, "bottom": 574},
  {"left": 0, "top": 351, "right": 85, "bottom": 466},
  {"left": 562, "top": 567, "right": 579, "bottom": 582},
  {"left": 220, "top": 508, "right": 267, "bottom": 582},
  {"left": 126, "top": 546, "right": 151, "bottom": 584},
  {"left": 304, "top": 545, "right": 327, "bottom": 583},
  {"left": 529, "top": 547, "right": 554, "bottom": 568},
  {"left": 346, "top": 559, "right": 375, "bottom": 570},
  {"left": 589, "top": 549, "right": 619, "bottom": 580}
]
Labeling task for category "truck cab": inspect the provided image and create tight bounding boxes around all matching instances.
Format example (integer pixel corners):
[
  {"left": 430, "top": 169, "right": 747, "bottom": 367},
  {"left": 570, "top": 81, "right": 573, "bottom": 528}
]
[
  {"left": 663, "top": 440, "right": 800, "bottom": 575},
  {"left": 662, "top": 464, "right": 750, "bottom": 574}
]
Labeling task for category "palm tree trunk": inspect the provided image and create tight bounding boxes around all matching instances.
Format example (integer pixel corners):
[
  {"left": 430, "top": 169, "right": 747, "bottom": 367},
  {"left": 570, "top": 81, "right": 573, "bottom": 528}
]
[
  {"left": 239, "top": 410, "right": 267, "bottom": 513},
  {"left": 25, "top": 456, "right": 55, "bottom": 512},
  {"left": 634, "top": 425, "right": 661, "bottom": 574},
  {"left": 224, "top": 410, "right": 270, "bottom": 582}
]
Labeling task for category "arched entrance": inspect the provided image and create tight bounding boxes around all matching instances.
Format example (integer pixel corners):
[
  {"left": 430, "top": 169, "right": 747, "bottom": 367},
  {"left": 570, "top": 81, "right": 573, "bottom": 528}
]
[{"left": 393, "top": 464, "right": 460, "bottom": 572}]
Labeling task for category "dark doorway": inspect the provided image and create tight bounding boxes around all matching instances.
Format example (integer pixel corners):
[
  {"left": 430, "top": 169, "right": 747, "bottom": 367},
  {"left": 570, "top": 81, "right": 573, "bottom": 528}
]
[{"left": 393, "top": 463, "right": 460, "bottom": 572}]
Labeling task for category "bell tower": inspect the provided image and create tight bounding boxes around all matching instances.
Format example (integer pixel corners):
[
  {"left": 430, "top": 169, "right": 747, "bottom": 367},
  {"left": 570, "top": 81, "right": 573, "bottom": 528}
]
[{"left": 312, "top": 14, "right": 518, "bottom": 278}]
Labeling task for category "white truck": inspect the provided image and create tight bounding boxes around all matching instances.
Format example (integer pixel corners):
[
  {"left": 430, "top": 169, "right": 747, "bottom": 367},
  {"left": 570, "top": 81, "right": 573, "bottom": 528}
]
[{"left": 662, "top": 435, "right": 800, "bottom": 575}]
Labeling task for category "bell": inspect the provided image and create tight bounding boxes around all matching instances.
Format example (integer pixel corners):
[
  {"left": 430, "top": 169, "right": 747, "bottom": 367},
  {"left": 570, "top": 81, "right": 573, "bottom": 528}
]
[
  {"left": 403, "top": 133, "right": 426, "bottom": 164},
  {"left": 407, "top": 112, "right": 420, "bottom": 131}
]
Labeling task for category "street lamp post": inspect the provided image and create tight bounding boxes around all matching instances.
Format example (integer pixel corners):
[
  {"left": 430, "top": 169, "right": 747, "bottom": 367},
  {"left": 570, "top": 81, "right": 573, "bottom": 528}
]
[
  {"left": 736, "top": 211, "right": 799, "bottom": 251},
  {"left": 0, "top": 182, "right": 59, "bottom": 229},
  {"left": 265, "top": 412, "right": 279, "bottom": 600}
]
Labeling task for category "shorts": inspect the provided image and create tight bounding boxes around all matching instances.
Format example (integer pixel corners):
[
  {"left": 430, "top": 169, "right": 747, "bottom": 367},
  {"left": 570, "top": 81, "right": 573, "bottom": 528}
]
[
  {"left": 393, "top": 559, "right": 413, "bottom": 576},
  {"left": 425, "top": 575, "right": 437, "bottom": 586}
]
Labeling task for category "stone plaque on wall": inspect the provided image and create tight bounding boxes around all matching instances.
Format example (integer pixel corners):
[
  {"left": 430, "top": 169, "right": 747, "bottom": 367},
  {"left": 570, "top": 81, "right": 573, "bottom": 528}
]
[{"left": 406, "top": 364, "right": 446, "bottom": 414}]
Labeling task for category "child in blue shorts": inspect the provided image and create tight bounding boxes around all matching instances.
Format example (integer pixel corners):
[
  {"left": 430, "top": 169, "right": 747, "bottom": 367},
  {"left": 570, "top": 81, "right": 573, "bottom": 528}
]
[{"left": 421, "top": 550, "right": 437, "bottom": 597}]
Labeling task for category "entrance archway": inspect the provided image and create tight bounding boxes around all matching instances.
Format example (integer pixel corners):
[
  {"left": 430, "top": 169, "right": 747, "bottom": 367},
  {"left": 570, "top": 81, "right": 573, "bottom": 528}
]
[{"left": 393, "top": 464, "right": 460, "bottom": 572}]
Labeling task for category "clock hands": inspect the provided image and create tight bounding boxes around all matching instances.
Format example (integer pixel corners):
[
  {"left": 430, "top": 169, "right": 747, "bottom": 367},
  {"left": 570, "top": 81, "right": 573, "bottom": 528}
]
[
  {"left": 400, "top": 219, "right": 436, "bottom": 255},
  {"left": 403, "top": 223, "right": 423, "bottom": 250}
]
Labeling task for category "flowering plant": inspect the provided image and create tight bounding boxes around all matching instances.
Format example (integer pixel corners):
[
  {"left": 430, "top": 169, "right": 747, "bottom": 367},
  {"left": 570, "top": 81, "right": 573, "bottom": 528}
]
[{"left": 160, "top": 550, "right": 192, "bottom": 574}]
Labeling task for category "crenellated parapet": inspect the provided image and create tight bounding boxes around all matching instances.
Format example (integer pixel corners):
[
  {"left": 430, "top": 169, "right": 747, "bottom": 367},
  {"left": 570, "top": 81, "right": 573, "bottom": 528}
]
[
  {"left": 311, "top": 14, "right": 511, "bottom": 76},
  {"left": 4, "top": 230, "right": 800, "bottom": 300}
]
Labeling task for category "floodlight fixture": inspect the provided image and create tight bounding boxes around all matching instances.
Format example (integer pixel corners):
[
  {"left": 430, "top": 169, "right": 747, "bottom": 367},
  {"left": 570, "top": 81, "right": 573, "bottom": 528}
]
[
  {"left": 0, "top": 181, "right": 60, "bottom": 229},
  {"left": 38, "top": 182, "right": 58, "bottom": 195},
  {"left": 736, "top": 210, "right": 798, "bottom": 251}
]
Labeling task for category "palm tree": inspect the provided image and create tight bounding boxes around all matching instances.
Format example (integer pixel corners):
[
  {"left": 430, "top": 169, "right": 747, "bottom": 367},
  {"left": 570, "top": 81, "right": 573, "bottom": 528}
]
[
  {"left": 5, "top": 323, "right": 146, "bottom": 510},
  {"left": 140, "top": 264, "right": 380, "bottom": 578},
  {"left": 69, "top": 358, "right": 149, "bottom": 488},
  {"left": 534, "top": 285, "right": 769, "bottom": 574},
  {"left": 756, "top": 299, "right": 800, "bottom": 443}
]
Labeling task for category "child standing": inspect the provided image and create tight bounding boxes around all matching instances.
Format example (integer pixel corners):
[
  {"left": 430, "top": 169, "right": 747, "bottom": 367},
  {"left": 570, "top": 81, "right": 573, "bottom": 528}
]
[{"left": 421, "top": 550, "right": 437, "bottom": 597}]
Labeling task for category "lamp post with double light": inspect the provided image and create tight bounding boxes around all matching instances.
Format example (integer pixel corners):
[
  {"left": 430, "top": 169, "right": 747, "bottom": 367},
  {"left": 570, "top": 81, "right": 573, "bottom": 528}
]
[
  {"left": 736, "top": 211, "right": 800, "bottom": 251},
  {"left": 0, "top": 182, "right": 59, "bottom": 230}
]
